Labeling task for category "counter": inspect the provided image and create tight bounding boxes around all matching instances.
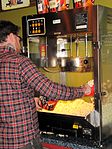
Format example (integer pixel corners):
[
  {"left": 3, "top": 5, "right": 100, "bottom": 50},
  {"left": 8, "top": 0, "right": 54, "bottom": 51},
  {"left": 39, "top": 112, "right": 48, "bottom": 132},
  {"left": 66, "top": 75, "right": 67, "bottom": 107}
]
[
  {"left": 41, "top": 133, "right": 112, "bottom": 149},
  {"left": 41, "top": 134, "right": 98, "bottom": 149}
]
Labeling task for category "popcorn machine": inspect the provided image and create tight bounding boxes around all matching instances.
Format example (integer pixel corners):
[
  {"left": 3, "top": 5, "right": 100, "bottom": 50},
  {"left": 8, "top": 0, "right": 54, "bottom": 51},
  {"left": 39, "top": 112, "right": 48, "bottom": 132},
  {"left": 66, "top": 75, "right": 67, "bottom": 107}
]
[{"left": 22, "top": 5, "right": 112, "bottom": 147}]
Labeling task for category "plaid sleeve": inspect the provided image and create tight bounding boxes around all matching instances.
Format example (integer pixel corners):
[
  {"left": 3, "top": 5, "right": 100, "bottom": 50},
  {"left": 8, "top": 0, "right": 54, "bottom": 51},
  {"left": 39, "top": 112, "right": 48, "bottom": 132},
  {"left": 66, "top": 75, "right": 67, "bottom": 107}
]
[{"left": 19, "top": 57, "right": 84, "bottom": 100}]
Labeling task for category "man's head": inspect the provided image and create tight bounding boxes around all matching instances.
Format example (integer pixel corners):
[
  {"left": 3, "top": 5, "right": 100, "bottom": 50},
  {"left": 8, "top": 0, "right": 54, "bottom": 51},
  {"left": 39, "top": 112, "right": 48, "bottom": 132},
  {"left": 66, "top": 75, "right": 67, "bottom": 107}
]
[{"left": 0, "top": 20, "right": 21, "bottom": 53}]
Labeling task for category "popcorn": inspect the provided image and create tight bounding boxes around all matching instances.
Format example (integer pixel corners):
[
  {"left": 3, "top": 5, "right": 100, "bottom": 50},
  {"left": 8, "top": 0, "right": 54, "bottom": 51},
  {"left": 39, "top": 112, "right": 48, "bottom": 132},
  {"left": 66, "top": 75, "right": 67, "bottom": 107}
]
[
  {"left": 88, "top": 80, "right": 94, "bottom": 87},
  {"left": 41, "top": 97, "right": 94, "bottom": 117}
]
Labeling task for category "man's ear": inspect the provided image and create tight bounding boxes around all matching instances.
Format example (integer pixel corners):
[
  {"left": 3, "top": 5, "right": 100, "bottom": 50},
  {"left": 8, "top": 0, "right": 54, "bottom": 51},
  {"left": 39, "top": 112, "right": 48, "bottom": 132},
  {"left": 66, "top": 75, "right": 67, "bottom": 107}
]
[
  {"left": 6, "top": 33, "right": 15, "bottom": 49},
  {"left": 6, "top": 33, "right": 15, "bottom": 43}
]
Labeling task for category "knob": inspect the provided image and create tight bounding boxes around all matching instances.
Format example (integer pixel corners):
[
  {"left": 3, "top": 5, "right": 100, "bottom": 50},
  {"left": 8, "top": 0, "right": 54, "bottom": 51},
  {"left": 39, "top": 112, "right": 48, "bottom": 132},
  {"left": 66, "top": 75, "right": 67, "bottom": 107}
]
[{"left": 84, "top": 59, "right": 88, "bottom": 64}]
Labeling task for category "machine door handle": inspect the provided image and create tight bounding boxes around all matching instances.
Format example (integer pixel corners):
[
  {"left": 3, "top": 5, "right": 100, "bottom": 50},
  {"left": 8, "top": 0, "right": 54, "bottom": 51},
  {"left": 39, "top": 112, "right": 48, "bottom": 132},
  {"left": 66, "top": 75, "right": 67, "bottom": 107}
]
[{"left": 101, "top": 92, "right": 107, "bottom": 96}]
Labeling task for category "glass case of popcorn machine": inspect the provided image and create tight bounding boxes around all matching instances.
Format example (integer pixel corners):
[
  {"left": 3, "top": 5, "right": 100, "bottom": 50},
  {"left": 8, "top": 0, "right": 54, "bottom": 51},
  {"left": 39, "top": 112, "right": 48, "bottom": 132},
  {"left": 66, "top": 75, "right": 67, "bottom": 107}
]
[{"left": 22, "top": 5, "right": 112, "bottom": 147}]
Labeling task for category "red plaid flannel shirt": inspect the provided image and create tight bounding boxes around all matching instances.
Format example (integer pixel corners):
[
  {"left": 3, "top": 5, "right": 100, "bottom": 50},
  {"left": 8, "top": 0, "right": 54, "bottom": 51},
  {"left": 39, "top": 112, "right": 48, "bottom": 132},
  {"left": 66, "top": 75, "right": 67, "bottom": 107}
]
[{"left": 0, "top": 48, "right": 84, "bottom": 149}]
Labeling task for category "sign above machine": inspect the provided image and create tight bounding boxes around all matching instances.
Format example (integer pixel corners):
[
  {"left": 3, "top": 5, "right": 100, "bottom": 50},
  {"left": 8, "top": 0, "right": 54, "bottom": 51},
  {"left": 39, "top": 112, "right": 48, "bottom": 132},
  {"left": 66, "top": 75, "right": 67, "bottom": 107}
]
[{"left": 26, "top": 8, "right": 89, "bottom": 37}]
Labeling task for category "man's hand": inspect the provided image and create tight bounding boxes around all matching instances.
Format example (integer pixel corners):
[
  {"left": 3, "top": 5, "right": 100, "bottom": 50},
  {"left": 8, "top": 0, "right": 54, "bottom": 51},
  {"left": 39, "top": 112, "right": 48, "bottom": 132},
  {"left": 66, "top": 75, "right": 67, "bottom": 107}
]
[{"left": 34, "top": 97, "right": 42, "bottom": 110}]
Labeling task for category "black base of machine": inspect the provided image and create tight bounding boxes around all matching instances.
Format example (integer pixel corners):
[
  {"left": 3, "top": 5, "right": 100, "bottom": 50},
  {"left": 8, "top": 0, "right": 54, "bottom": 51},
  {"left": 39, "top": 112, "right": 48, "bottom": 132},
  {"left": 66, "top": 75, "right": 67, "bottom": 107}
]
[{"left": 38, "top": 111, "right": 98, "bottom": 141}]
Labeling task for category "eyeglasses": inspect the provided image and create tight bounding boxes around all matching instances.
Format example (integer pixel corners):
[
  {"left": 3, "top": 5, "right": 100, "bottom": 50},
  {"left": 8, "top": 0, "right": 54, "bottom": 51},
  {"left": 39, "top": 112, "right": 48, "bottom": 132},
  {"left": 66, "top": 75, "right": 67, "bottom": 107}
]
[{"left": 16, "top": 35, "right": 23, "bottom": 42}]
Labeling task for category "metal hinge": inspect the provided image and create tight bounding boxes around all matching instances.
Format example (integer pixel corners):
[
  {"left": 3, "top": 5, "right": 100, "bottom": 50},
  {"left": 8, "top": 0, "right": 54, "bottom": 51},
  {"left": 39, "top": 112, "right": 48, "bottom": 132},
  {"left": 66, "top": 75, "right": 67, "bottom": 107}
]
[{"left": 92, "top": 41, "right": 101, "bottom": 49}]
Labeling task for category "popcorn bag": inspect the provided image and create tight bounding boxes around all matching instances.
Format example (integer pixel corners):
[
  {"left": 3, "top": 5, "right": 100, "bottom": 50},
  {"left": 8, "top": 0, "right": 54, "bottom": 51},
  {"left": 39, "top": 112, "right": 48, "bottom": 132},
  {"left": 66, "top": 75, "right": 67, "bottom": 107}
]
[
  {"left": 39, "top": 96, "right": 58, "bottom": 110},
  {"left": 49, "top": 0, "right": 70, "bottom": 12},
  {"left": 84, "top": 80, "right": 94, "bottom": 97},
  {"left": 37, "top": 0, "right": 50, "bottom": 14}
]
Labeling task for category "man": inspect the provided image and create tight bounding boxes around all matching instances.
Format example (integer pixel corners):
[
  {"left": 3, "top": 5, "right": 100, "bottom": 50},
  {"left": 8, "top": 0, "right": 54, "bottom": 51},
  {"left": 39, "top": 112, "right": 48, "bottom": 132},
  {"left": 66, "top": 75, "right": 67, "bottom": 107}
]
[{"left": 0, "top": 20, "right": 93, "bottom": 149}]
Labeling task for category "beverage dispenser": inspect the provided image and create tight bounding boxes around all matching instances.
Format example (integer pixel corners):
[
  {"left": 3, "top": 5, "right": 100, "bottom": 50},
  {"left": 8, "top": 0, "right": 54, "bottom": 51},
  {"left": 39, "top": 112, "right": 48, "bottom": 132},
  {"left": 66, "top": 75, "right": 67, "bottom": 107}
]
[{"left": 22, "top": 5, "right": 112, "bottom": 148}]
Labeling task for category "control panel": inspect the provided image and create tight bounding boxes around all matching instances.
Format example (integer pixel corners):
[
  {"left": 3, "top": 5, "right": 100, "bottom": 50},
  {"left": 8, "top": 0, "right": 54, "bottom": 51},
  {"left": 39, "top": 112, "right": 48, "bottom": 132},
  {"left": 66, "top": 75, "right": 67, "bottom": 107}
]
[
  {"left": 75, "top": 12, "right": 88, "bottom": 31},
  {"left": 27, "top": 18, "right": 46, "bottom": 36}
]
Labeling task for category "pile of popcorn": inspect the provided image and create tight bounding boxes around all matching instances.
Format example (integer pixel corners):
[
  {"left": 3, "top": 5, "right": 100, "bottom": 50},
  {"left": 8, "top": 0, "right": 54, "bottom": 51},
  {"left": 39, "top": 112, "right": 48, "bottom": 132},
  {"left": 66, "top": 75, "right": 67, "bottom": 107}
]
[{"left": 41, "top": 97, "right": 94, "bottom": 117}]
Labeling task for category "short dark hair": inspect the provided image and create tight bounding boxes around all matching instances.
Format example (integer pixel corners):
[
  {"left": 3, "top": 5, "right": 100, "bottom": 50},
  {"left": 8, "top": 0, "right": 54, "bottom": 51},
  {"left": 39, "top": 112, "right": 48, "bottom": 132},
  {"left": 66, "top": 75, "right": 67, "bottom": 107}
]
[{"left": 0, "top": 20, "right": 19, "bottom": 43}]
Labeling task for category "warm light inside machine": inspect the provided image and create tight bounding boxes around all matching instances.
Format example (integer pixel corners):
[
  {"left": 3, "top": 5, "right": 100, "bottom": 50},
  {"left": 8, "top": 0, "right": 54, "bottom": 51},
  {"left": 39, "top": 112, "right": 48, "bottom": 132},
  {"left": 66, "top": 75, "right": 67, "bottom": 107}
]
[
  {"left": 57, "top": 38, "right": 68, "bottom": 58},
  {"left": 51, "top": 58, "right": 57, "bottom": 67},
  {"left": 75, "top": 57, "right": 80, "bottom": 67}
]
